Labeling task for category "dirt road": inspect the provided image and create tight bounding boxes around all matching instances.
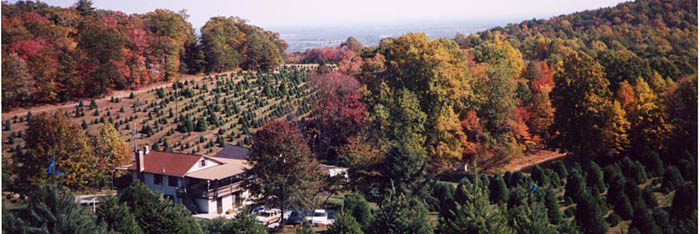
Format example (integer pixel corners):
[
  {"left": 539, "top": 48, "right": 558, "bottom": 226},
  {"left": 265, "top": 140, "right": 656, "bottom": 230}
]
[{"left": 501, "top": 150, "right": 567, "bottom": 172}]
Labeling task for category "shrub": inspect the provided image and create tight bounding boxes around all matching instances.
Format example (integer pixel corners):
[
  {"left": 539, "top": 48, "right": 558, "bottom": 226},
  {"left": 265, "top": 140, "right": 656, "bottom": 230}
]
[{"left": 661, "top": 166, "right": 684, "bottom": 193}]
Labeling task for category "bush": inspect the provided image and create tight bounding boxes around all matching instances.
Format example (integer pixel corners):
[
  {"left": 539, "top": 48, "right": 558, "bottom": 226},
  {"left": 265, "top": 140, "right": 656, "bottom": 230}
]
[{"left": 661, "top": 166, "right": 684, "bottom": 193}]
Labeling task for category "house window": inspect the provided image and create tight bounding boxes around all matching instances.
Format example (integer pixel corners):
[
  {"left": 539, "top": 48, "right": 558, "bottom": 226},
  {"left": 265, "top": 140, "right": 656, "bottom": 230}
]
[
  {"left": 200, "top": 160, "right": 206, "bottom": 167},
  {"left": 168, "top": 176, "right": 178, "bottom": 187},
  {"left": 153, "top": 174, "right": 162, "bottom": 185}
]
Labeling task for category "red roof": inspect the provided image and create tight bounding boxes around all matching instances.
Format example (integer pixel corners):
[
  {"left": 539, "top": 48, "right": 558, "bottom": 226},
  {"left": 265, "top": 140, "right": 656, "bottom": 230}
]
[{"left": 127, "top": 151, "right": 216, "bottom": 177}]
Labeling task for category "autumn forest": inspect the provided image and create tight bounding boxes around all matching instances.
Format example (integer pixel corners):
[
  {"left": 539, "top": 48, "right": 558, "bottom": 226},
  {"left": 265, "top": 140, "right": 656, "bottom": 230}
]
[{"left": 1, "top": 0, "right": 698, "bottom": 233}]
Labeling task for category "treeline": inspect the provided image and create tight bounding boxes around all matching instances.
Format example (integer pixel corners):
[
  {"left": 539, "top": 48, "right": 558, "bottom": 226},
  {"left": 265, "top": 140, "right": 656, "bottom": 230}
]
[
  {"left": 1, "top": 0, "right": 287, "bottom": 111},
  {"left": 304, "top": 0, "right": 697, "bottom": 175}
]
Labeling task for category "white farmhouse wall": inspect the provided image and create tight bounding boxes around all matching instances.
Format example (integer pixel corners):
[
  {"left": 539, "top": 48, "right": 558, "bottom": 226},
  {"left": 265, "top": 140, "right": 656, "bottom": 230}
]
[{"left": 185, "top": 158, "right": 221, "bottom": 174}]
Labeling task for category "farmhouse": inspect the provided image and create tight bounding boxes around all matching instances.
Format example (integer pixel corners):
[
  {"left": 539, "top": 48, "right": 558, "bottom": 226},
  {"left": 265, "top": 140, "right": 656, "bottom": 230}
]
[{"left": 121, "top": 146, "right": 251, "bottom": 215}]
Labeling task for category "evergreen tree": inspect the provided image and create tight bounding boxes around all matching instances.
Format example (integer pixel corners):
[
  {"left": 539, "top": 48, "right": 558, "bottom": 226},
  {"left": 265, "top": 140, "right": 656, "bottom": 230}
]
[
  {"left": 645, "top": 152, "right": 664, "bottom": 177},
  {"left": 671, "top": 184, "right": 697, "bottom": 221},
  {"left": 200, "top": 210, "right": 266, "bottom": 234},
  {"left": 544, "top": 189, "right": 562, "bottom": 224},
  {"left": 14, "top": 184, "right": 105, "bottom": 233},
  {"left": 119, "top": 181, "right": 202, "bottom": 233},
  {"left": 370, "top": 191, "right": 434, "bottom": 234},
  {"left": 489, "top": 175, "right": 509, "bottom": 204},
  {"left": 343, "top": 193, "right": 373, "bottom": 230},
  {"left": 328, "top": 210, "right": 365, "bottom": 234},
  {"left": 574, "top": 192, "right": 608, "bottom": 234},
  {"left": 195, "top": 118, "right": 209, "bottom": 132},
  {"left": 130, "top": 92, "right": 135, "bottom": 99},
  {"left": 651, "top": 208, "right": 672, "bottom": 234},
  {"left": 586, "top": 161, "right": 606, "bottom": 192},
  {"left": 531, "top": 165, "right": 549, "bottom": 187},
  {"left": 439, "top": 176, "right": 514, "bottom": 234},
  {"left": 90, "top": 99, "right": 97, "bottom": 109},
  {"left": 631, "top": 206, "right": 662, "bottom": 234},
  {"left": 661, "top": 166, "right": 684, "bottom": 193},
  {"left": 96, "top": 195, "right": 143, "bottom": 234}
]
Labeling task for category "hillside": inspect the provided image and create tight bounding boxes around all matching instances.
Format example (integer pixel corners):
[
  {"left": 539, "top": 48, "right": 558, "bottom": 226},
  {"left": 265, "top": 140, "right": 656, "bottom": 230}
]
[
  {"left": 1, "top": 65, "right": 317, "bottom": 156},
  {"left": 1, "top": 1, "right": 287, "bottom": 111}
]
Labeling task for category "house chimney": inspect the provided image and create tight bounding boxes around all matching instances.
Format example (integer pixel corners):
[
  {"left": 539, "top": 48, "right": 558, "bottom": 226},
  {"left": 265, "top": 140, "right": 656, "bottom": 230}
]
[
  {"left": 135, "top": 149, "right": 144, "bottom": 172},
  {"left": 144, "top": 145, "right": 150, "bottom": 155}
]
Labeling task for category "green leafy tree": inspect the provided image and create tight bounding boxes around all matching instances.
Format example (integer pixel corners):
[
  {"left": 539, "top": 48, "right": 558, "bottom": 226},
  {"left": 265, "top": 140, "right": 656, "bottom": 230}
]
[
  {"left": 17, "top": 112, "right": 99, "bottom": 192},
  {"left": 343, "top": 193, "right": 373, "bottom": 229},
  {"left": 550, "top": 52, "right": 629, "bottom": 159},
  {"left": 243, "top": 120, "right": 323, "bottom": 223}
]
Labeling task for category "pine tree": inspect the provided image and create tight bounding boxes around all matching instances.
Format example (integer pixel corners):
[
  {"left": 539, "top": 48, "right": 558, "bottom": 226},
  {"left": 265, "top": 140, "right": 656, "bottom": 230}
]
[
  {"left": 575, "top": 192, "right": 608, "bottom": 234},
  {"left": 544, "top": 189, "right": 562, "bottom": 224},
  {"left": 489, "top": 175, "right": 509, "bottom": 204},
  {"left": 661, "top": 166, "right": 684, "bottom": 193},
  {"left": 439, "top": 177, "right": 513, "bottom": 234},
  {"left": 671, "top": 184, "right": 697, "bottom": 221},
  {"left": 96, "top": 195, "right": 143, "bottom": 234},
  {"left": 90, "top": 99, "right": 98, "bottom": 109},
  {"left": 631, "top": 206, "right": 662, "bottom": 234},
  {"left": 328, "top": 210, "right": 365, "bottom": 234},
  {"left": 370, "top": 191, "right": 434, "bottom": 234},
  {"left": 15, "top": 184, "right": 105, "bottom": 233},
  {"left": 531, "top": 165, "right": 549, "bottom": 187}
]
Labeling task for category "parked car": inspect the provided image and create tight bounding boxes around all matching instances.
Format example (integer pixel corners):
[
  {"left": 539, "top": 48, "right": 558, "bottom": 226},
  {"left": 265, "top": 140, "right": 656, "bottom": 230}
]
[
  {"left": 255, "top": 209, "right": 281, "bottom": 225},
  {"left": 285, "top": 210, "right": 306, "bottom": 225},
  {"left": 307, "top": 209, "right": 329, "bottom": 226},
  {"left": 249, "top": 206, "right": 266, "bottom": 216}
]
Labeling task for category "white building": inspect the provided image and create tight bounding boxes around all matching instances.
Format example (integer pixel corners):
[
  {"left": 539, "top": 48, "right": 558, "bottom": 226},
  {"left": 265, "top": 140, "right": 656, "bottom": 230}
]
[{"left": 122, "top": 146, "right": 251, "bottom": 215}]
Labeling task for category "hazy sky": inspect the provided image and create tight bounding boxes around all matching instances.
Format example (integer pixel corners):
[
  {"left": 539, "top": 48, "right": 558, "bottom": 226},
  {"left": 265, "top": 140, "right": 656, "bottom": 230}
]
[{"left": 30, "top": 0, "right": 627, "bottom": 29}]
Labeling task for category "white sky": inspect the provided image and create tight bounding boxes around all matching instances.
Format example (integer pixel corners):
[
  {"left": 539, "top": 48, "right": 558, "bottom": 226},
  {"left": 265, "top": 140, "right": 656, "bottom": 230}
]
[{"left": 22, "top": 0, "right": 628, "bottom": 28}]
